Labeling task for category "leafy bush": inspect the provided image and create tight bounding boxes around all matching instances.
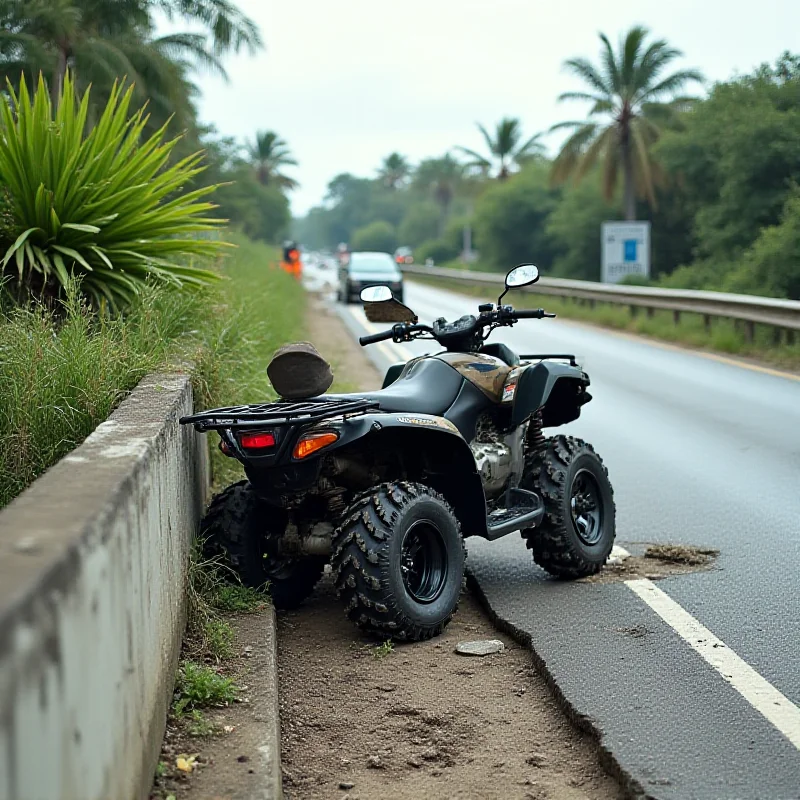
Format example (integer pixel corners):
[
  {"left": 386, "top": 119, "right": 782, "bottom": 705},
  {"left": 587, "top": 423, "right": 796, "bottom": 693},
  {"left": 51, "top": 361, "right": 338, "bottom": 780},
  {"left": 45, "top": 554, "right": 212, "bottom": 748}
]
[
  {"left": 397, "top": 201, "right": 441, "bottom": 248},
  {"left": 724, "top": 189, "right": 800, "bottom": 299},
  {"left": 417, "top": 238, "right": 459, "bottom": 265},
  {"left": 472, "top": 162, "right": 560, "bottom": 270},
  {"left": 351, "top": 219, "right": 397, "bottom": 253},
  {"left": 0, "top": 73, "right": 225, "bottom": 310}
]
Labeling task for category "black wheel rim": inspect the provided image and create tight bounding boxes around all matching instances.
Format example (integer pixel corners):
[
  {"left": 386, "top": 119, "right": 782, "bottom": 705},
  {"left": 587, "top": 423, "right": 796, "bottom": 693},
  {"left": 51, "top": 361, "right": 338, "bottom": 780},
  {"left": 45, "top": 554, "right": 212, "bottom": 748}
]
[
  {"left": 570, "top": 469, "right": 604, "bottom": 546},
  {"left": 400, "top": 521, "right": 448, "bottom": 604}
]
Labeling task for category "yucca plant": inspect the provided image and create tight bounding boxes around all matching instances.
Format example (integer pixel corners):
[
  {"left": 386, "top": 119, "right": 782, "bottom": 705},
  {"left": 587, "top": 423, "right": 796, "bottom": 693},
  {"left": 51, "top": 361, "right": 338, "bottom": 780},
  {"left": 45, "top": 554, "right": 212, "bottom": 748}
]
[{"left": 0, "top": 71, "right": 226, "bottom": 310}]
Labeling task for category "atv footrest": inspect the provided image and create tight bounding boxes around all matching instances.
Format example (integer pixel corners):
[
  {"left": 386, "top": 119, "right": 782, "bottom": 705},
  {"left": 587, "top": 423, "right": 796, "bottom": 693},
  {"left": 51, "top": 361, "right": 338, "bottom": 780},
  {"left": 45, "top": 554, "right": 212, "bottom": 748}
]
[{"left": 485, "top": 488, "right": 545, "bottom": 540}]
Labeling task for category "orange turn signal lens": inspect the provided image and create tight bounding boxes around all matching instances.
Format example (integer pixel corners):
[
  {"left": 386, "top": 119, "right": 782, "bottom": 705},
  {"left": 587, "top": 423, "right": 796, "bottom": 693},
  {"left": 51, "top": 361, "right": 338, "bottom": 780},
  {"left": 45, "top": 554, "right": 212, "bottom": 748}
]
[{"left": 293, "top": 431, "right": 339, "bottom": 460}]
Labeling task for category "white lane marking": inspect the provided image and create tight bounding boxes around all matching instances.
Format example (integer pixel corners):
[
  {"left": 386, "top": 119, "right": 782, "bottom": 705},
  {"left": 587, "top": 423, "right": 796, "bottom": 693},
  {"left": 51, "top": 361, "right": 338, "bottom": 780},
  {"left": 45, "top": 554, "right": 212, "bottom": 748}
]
[
  {"left": 626, "top": 578, "right": 800, "bottom": 750},
  {"left": 350, "top": 293, "right": 800, "bottom": 747},
  {"left": 345, "top": 305, "right": 415, "bottom": 362}
]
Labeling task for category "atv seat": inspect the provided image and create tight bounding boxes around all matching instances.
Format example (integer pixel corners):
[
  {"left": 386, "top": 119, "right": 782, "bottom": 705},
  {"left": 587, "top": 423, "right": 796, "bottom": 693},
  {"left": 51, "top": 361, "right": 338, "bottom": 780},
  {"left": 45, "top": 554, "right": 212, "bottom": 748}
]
[{"left": 333, "top": 357, "right": 463, "bottom": 416}]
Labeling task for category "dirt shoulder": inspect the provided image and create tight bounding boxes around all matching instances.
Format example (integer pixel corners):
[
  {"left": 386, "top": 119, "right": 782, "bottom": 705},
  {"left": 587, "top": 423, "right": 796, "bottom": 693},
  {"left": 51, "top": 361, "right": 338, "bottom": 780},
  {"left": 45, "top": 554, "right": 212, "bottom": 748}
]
[
  {"left": 153, "top": 291, "right": 625, "bottom": 800},
  {"left": 306, "top": 293, "right": 383, "bottom": 392},
  {"left": 279, "top": 577, "right": 623, "bottom": 800},
  {"left": 278, "top": 291, "right": 623, "bottom": 800}
]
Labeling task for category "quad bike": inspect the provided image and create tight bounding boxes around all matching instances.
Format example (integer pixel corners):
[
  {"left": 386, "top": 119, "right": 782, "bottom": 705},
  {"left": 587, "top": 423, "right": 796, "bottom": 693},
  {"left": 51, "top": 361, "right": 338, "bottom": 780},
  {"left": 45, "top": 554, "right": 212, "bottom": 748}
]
[{"left": 180, "top": 264, "right": 615, "bottom": 641}]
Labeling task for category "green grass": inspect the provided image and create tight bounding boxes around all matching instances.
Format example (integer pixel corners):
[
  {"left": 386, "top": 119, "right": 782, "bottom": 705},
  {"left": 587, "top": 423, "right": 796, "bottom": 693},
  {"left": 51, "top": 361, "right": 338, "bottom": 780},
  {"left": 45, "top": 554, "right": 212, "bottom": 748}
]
[
  {"left": 173, "top": 661, "right": 238, "bottom": 714},
  {"left": 0, "top": 280, "right": 214, "bottom": 508},
  {"left": 212, "top": 584, "right": 267, "bottom": 613},
  {"left": 0, "top": 233, "right": 303, "bottom": 509},
  {"left": 372, "top": 640, "right": 395, "bottom": 659},
  {"left": 203, "top": 618, "right": 235, "bottom": 660},
  {"left": 190, "top": 233, "right": 306, "bottom": 488},
  {"left": 184, "top": 709, "right": 216, "bottom": 737},
  {"left": 409, "top": 274, "right": 800, "bottom": 371}
]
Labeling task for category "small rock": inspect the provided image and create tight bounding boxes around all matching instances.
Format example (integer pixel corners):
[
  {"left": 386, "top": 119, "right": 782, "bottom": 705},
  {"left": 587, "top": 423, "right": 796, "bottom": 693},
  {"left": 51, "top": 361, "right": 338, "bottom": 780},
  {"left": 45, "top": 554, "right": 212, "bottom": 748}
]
[
  {"left": 339, "top": 782, "right": 355, "bottom": 790},
  {"left": 340, "top": 758, "right": 351, "bottom": 766},
  {"left": 494, "top": 760, "right": 506, "bottom": 768},
  {"left": 407, "top": 757, "right": 422, "bottom": 768},
  {"left": 431, "top": 769, "right": 442, "bottom": 777},
  {"left": 526, "top": 754, "right": 546, "bottom": 767},
  {"left": 243, "top": 646, "right": 253, "bottom": 658},
  {"left": 237, "top": 755, "right": 250, "bottom": 763},
  {"left": 367, "top": 755, "right": 383, "bottom": 769},
  {"left": 421, "top": 747, "right": 439, "bottom": 761},
  {"left": 455, "top": 639, "right": 505, "bottom": 656}
]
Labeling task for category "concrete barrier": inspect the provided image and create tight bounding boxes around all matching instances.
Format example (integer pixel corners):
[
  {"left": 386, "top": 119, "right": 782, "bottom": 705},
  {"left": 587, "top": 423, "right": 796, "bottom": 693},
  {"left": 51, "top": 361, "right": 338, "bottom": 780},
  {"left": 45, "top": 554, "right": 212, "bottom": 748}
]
[{"left": 0, "top": 373, "right": 209, "bottom": 800}]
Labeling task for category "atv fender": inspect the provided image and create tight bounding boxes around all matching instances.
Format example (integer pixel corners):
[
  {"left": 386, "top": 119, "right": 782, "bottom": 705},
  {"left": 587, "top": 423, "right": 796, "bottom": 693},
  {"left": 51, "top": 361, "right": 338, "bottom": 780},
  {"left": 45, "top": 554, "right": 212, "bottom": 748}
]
[
  {"left": 326, "top": 412, "right": 489, "bottom": 538},
  {"left": 511, "top": 361, "right": 592, "bottom": 428}
]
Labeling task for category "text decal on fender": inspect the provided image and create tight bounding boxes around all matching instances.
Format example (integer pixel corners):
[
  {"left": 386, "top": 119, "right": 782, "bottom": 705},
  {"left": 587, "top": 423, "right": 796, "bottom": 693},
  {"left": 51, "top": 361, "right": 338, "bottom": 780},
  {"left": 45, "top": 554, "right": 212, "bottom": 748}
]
[{"left": 396, "top": 415, "right": 459, "bottom": 432}]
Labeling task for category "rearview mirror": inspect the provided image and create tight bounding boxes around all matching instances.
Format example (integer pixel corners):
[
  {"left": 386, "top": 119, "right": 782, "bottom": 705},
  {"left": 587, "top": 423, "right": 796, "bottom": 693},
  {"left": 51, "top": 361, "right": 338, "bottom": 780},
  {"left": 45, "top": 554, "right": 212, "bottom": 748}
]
[
  {"left": 360, "top": 285, "right": 418, "bottom": 324},
  {"left": 505, "top": 264, "right": 540, "bottom": 288},
  {"left": 360, "top": 285, "right": 393, "bottom": 303}
]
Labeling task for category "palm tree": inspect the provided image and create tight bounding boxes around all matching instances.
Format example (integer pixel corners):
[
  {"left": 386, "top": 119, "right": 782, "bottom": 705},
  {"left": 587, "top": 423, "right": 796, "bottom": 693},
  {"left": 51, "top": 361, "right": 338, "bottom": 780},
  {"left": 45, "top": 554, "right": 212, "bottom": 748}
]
[
  {"left": 378, "top": 152, "right": 411, "bottom": 189},
  {"left": 456, "top": 117, "right": 544, "bottom": 180},
  {"left": 551, "top": 26, "right": 703, "bottom": 220},
  {"left": 247, "top": 131, "right": 299, "bottom": 190},
  {"left": 0, "top": 0, "right": 261, "bottom": 108},
  {"left": 413, "top": 155, "right": 465, "bottom": 235}
]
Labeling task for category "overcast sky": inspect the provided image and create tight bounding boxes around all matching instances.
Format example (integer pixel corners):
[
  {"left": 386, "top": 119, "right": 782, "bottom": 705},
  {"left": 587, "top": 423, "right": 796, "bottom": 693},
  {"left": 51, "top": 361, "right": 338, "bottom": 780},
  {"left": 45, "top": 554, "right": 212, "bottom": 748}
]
[{"left": 190, "top": 0, "right": 800, "bottom": 216}]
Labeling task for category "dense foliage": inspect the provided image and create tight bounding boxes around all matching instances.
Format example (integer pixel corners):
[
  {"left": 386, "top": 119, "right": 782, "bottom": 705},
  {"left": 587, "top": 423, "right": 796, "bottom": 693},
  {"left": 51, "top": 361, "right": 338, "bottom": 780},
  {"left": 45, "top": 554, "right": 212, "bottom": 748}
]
[
  {"left": 1, "top": 0, "right": 293, "bottom": 248},
  {"left": 296, "top": 51, "right": 800, "bottom": 300},
  {"left": 0, "top": 74, "right": 223, "bottom": 309}
]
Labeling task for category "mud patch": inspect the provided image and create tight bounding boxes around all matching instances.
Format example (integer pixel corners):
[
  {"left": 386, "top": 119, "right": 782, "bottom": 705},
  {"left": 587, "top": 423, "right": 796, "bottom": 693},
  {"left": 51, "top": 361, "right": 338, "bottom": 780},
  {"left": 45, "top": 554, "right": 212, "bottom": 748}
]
[
  {"left": 644, "top": 543, "right": 718, "bottom": 566},
  {"left": 580, "top": 543, "right": 719, "bottom": 584}
]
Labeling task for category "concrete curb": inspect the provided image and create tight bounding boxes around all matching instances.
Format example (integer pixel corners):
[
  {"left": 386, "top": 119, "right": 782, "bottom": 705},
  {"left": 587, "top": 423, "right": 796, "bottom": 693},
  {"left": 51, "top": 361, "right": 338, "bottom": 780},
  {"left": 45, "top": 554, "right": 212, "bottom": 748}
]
[
  {"left": 258, "top": 604, "right": 283, "bottom": 800},
  {"left": 0, "top": 373, "right": 209, "bottom": 800}
]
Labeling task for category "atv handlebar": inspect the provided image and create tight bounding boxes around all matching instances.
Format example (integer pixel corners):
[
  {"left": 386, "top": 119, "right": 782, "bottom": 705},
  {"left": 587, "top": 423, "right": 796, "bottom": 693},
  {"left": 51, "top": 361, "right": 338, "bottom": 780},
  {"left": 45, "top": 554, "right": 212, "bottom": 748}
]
[
  {"left": 359, "top": 329, "right": 396, "bottom": 346},
  {"left": 511, "top": 308, "right": 556, "bottom": 319},
  {"left": 357, "top": 307, "right": 556, "bottom": 349}
]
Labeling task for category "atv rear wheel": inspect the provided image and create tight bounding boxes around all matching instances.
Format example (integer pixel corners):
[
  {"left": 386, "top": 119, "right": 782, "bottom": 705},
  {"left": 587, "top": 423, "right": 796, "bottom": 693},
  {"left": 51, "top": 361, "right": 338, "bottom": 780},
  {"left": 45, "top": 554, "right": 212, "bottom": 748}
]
[
  {"left": 331, "top": 482, "right": 465, "bottom": 641},
  {"left": 200, "top": 481, "right": 325, "bottom": 609},
  {"left": 520, "top": 436, "right": 615, "bottom": 578}
]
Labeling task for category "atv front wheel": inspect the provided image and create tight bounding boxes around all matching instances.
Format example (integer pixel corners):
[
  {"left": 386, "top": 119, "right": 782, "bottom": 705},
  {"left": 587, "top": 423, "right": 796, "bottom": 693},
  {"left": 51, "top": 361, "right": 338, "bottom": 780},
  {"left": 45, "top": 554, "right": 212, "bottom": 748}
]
[
  {"left": 200, "top": 481, "right": 325, "bottom": 609},
  {"left": 520, "top": 436, "right": 615, "bottom": 578},
  {"left": 332, "top": 482, "right": 465, "bottom": 641}
]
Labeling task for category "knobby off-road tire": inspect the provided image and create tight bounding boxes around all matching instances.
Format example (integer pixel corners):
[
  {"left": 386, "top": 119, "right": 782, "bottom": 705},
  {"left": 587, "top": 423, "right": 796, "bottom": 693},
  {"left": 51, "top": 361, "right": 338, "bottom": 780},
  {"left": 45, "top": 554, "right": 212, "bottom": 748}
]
[
  {"left": 331, "top": 482, "right": 466, "bottom": 641},
  {"left": 200, "top": 480, "right": 325, "bottom": 609},
  {"left": 520, "top": 435, "right": 616, "bottom": 579}
]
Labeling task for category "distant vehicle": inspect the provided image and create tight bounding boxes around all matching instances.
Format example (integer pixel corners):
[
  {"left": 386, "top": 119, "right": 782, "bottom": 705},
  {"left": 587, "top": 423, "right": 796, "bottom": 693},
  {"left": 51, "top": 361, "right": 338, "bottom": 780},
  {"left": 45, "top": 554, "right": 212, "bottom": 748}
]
[
  {"left": 394, "top": 246, "right": 414, "bottom": 265},
  {"left": 337, "top": 251, "right": 404, "bottom": 304}
]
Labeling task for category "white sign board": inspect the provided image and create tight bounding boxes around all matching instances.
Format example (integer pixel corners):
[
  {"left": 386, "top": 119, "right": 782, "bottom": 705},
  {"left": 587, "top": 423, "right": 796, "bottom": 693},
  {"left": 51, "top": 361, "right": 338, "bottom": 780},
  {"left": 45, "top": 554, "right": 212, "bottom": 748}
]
[{"left": 601, "top": 221, "right": 651, "bottom": 284}]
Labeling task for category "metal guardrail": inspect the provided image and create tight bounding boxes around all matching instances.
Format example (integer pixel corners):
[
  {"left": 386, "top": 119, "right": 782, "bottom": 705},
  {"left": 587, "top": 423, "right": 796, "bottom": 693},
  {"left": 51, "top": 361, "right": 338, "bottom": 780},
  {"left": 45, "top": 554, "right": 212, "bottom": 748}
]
[{"left": 402, "top": 264, "right": 800, "bottom": 342}]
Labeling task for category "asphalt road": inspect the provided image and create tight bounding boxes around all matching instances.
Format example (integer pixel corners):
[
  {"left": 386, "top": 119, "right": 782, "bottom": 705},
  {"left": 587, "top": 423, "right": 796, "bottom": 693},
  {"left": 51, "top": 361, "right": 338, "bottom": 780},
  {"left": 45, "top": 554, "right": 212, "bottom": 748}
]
[{"left": 333, "top": 278, "right": 800, "bottom": 799}]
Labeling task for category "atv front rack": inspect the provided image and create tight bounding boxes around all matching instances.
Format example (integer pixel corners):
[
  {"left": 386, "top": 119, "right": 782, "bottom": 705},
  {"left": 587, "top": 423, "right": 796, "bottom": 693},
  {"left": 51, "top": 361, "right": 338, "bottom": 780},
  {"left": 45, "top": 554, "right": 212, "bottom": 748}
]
[{"left": 180, "top": 397, "right": 379, "bottom": 432}]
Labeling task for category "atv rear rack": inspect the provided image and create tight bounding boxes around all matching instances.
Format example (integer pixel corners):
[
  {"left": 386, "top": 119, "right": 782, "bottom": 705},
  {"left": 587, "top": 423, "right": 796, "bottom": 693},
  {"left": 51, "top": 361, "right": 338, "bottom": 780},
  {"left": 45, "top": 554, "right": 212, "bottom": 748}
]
[{"left": 180, "top": 397, "right": 379, "bottom": 432}]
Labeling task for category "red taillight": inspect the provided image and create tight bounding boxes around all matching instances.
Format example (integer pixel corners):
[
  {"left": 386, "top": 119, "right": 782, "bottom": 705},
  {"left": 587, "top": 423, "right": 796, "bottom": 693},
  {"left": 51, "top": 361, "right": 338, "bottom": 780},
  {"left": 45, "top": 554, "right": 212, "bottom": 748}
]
[{"left": 239, "top": 432, "right": 276, "bottom": 449}]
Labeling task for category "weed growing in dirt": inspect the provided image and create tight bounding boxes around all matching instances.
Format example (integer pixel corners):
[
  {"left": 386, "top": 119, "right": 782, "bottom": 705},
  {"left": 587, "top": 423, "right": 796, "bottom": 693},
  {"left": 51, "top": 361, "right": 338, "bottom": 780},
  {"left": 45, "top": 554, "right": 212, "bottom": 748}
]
[
  {"left": 185, "top": 709, "right": 215, "bottom": 737},
  {"left": 174, "top": 661, "right": 238, "bottom": 713},
  {"left": 372, "top": 640, "right": 395, "bottom": 659},
  {"left": 212, "top": 584, "right": 267, "bottom": 613},
  {"left": 204, "top": 618, "right": 235, "bottom": 659}
]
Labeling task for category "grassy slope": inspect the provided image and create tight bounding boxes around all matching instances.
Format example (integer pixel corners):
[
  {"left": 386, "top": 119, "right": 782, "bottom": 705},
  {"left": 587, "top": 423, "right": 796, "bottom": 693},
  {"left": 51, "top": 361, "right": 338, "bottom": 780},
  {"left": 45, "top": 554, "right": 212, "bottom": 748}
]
[
  {"left": 0, "top": 234, "right": 304, "bottom": 508},
  {"left": 411, "top": 273, "right": 800, "bottom": 371}
]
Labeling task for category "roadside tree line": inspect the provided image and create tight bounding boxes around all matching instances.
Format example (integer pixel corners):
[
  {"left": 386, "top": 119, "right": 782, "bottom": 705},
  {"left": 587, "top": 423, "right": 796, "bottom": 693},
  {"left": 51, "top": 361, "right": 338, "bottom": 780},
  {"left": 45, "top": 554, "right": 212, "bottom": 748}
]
[{"left": 296, "top": 29, "right": 800, "bottom": 301}]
